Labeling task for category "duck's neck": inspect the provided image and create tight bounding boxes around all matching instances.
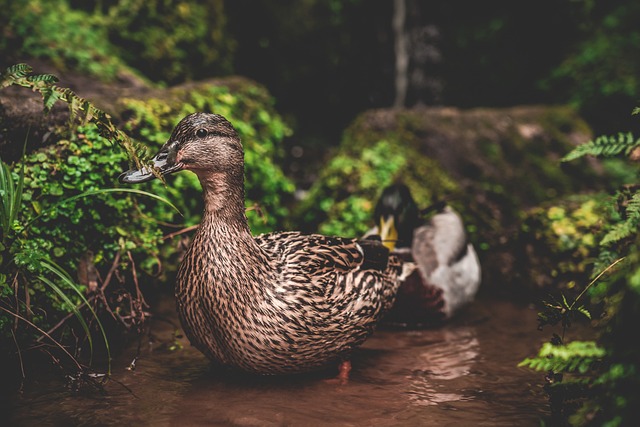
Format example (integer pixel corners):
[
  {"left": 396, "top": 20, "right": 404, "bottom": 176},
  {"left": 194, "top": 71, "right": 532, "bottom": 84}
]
[
  {"left": 199, "top": 171, "right": 249, "bottom": 228},
  {"left": 182, "top": 170, "right": 272, "bottom": 302}
]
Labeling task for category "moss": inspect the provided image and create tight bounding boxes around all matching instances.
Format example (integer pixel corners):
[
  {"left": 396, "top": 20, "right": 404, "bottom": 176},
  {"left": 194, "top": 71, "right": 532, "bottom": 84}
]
[
  {"left": 518, "top": 194, "right": 609, "bottom": 292},
  {"left": 294, "top": 137, "right": 459, "bottom": 237},
  {"left": 294, "top": 105, "right": 621, "bottom": 290}
]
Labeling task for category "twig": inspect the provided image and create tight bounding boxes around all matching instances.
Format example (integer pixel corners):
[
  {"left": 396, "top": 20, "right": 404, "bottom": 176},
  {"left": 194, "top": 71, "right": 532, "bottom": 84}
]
[
  {"left": 101, "top": 252, "right": 122, "bottom": 292},
  {"left": 12, "top": 272, "right": 19, "bottom": 331},
  {"left": 37, "top": 295, "right": 97, "bottom": 343},
  {"left": 163, "top": 224, "right": 198, "bottom": 240},
  {"left": 246, "top": 203, "right": 269, "bottom": 225},
  {"left": 570, "top": 257, "right": 626, "bottom": 310},
  {"left": 36, "top": 252, "right": 123, "bottom": 341},
  {"left": 10, "top": 328, "right": 25, "bottom": 380},
  {"left": 0, "top": 305, "right": 83, "bottom": 371},
  {"left": 127, "top": 251, "right": 148, "bottom": 309}
]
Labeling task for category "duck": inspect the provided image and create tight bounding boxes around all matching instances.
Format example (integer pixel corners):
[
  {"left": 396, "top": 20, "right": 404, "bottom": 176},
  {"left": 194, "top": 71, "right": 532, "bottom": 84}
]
[
  {"left": 367, "top": 184, "right": 481, "bottom": 326},
  {"left": 120, "top": 112, "right": 403, "bottom": 378}
]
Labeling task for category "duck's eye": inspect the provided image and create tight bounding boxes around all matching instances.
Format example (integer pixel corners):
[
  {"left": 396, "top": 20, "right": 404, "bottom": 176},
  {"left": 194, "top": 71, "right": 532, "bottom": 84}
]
[{"left": 196, "top": 128, "right": 208, "bottom": 138}]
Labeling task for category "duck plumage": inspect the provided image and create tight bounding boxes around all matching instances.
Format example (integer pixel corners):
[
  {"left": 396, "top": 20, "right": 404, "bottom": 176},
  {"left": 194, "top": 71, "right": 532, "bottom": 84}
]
[
  {"left": 369, "top": 184, "right": 481, "bottom": 325},
  {"left": 120, "top": 113, "right": 401, "bottom": 375}
]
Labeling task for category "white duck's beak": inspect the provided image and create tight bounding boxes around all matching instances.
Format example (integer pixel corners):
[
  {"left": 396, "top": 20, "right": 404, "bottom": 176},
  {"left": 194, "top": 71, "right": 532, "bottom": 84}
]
[{"left": 379, "top": 215, "right": 398, "bottom": 251}]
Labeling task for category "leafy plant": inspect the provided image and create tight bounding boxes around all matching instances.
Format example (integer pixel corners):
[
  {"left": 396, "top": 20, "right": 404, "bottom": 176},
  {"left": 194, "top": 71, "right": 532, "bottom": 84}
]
[
  {"left": 562, "top": 133, "right": 640, "bottom": 163},
  {"left": 0, "top": 151, "right": 113, "bottom": 376},
  {"left": 0, "top": 0, "right": 132, "bottom": 81},
  {"left": 521, "top": 112, "right": 640, "bottom": 426},
  {"left": 0, "top": 64, "right": 181, "bottom": 383},
  {"left": 1, "top": 63, "right": 148, "bottom": 167},
  {"left": 294, "top": 139, "right": 458, "bottom": 237},
  {"left": 1, "top": 63, "right": 294, "bottom": 387},
  {"left": 102, "top": 0, "right": 235, "bottom": 84},
  {"left": 0, "top": 0, "right": 234, "bottom": 85}
]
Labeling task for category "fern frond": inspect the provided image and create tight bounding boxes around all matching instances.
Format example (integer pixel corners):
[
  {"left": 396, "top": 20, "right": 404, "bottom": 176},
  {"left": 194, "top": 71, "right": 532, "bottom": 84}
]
[
  {"left": 5, "top": 63, "right": 32, "bottom": 76},
  {"left": 0, "top": 63, "right": 33, "bottom": 88},
  {"left": 624, "top": 192, "right": 640, "bottom": 218},
  {"left": 1, "top": 62, "right": 149, "bottom": 167},
  {"left": 26, "top": 73, "right": 59, "bottom": 85},
  {"left": 562, "top": 133, "right": 639, "bottom": 162},
  {"left": 575, "top": 305, "right": 592, "bottom": 320},
  {"left": 41, "top": 87, "right": 62, "bottom": 112},
  {"left": 600, "top": 193, "right": 640, "bottom": 247},
  {"left": 519, "top": 341, "right": 605, "bottom": 374},
  {"left": 601, "top": 221, "right": 636, "bottom": 247}
]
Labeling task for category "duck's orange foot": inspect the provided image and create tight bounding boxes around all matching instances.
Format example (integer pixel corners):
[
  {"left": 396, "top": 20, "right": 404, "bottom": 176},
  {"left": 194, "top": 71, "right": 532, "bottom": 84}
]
[{"left": 324, "top": 360, "right": 351, "bottom": 385}]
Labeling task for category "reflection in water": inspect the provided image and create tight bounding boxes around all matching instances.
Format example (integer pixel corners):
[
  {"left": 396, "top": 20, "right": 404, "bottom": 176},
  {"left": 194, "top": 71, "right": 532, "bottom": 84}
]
[
  {"left": 6, "top": 296, "right": 550, "bottom": 426},
  {"left": 406, "top": 328, "right": 479, "bottom": 406}
]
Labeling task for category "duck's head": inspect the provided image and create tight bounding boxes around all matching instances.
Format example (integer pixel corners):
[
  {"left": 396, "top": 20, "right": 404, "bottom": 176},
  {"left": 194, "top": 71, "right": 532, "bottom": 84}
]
[
  {"left": 119, "top": 113, "right": 243, "bottom": 184},
  {"left": 374, "top": 184, "right": 421, "bottom": 251}
]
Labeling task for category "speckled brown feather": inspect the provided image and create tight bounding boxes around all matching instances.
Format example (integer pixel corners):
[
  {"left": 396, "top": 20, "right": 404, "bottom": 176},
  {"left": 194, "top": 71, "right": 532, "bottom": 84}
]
[
  {"left": 176, "top": 222, "right": 401, "bottom": 374},
  {"left": 132, "top": 113, "right": 402, "bottom": 374}
]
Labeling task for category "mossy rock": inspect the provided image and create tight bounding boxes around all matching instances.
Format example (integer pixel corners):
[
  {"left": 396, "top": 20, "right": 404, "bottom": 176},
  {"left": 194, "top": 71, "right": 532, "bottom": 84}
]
[{"left": 294, "top": 105, "right": 609, "bottom": 289}]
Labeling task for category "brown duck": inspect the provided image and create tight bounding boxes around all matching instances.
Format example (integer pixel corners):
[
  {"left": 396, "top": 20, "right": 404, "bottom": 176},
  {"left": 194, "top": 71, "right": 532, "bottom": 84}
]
[{"left": 120, "top": 113, "right": 402, "bottom": 377}]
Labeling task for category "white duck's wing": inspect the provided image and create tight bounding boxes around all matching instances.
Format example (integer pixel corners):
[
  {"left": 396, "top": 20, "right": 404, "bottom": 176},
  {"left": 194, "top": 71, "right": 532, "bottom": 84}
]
[{"left": 412, "top": 207, "right": 481, "bottom": 318}]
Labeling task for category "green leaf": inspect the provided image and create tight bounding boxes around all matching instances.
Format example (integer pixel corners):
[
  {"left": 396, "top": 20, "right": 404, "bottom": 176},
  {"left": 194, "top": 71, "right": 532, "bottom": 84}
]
[
  {"left": 39, "top": 259, "right": 111, "bottom": 373},
  {"left": 575, "top": 305, "right": 592, "bottom": 320},
  {"left": 562, "top": 132, "right": 640, "bottom": 162}
]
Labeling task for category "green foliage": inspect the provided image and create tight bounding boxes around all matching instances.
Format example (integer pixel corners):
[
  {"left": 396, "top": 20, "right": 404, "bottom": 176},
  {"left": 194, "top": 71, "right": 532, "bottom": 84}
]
[
  {"left": 299, "top": 141, "right": 405, "bottom": 237},
  {"left": 102, "top": 0, "right": 234, "bottom": 84},
  {"left": 0, "top": 0, "right": 234, "bottom": 85},
  {"left": 0, "top": 0, "right": 131, "bottom": 81},
  {"left": 0, "top": 65, "right": 182, "bottom": 379},
  {"left": 0, "top": 127, "right": 174, "bottom": 373},
  {"left": 520, "top": 341, "right": 605, "bottom": 374},
  {"left": 541, "top": 2, "right": 640, "bottom": 133},
  {"left": 0, "top": 63, "right": 147, "bottom": 166},
  {"left": 520, "top": 196, "right": 608, "bottom": 291},
  {"left": 119, "top": 81, "right": 294, "bottom": 235},
  {"left": 16, "top": 126, "right": 165, "bottom": 266},
  {"left": 522, "top": 113, "right": 640, "bottom": 426},
  {"left": 600, "top": 193, "right": 640, "bottom": 247},
  {"left": 562, "top": 133, "right": 640, "bottom": 162},
  {"left": 295, "top": 139, "right": 458, "bottom": 237},
  {"left": 0, "top": 150, "right": 25, "bottom": 243},
  {"left": 0, "top": 150, "right": 115, "bottom": 372}
]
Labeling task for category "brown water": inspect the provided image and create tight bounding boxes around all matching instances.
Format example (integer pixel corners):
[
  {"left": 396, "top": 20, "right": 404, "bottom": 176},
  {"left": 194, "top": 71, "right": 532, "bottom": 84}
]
[{"left": 6, "top": 295, "right": 550, "bottom": 426}]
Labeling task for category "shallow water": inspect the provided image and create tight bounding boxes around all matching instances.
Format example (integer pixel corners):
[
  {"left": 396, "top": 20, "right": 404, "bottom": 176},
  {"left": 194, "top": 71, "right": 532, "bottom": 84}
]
[{"left": 6, "top": 295, "right": 550, "bottom": 426}]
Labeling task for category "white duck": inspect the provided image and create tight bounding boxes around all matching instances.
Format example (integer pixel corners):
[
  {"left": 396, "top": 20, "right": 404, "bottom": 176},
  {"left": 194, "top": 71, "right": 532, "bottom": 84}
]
[{"left": 367, "top": 184, "right": 481, "bottom": 326}]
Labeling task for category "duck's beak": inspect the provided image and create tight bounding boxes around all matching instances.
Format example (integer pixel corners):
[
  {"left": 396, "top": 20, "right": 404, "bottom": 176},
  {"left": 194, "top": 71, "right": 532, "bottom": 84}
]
[
  {"left": 119, "top": 141, "right": 184, "bottom": 184},
  {"left": 379, "top": 215, "right": 398, "bottom": 251}
]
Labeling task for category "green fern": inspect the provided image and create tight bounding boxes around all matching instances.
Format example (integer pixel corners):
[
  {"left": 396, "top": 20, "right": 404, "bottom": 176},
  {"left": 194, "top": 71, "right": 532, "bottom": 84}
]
[
  {"left": 0, "top": 64, "right": 39, "bottom": 88},
  {"left": 600, "top": 193, "right": 640, "bottom": 247},
  {"left": 519, "top": 341, "right": 605, "bottom": 374},
  {"left": 562, "top": 132, "right": 639, "bottom": 162},
  {"left": 0, "top": 63, "right": 147, "bottom": 167}
]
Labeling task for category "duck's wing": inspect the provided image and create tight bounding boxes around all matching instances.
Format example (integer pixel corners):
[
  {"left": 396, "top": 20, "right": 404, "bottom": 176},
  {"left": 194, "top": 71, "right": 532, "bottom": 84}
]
[
  {"left": 413, "top": 208, "right": 469, "bottom": 271},
  {"left": 412, "top": 207, "right": 481, "bottom": 317},
  {"left": 255, "top": 231, "right": 401, "bottom": 326}
]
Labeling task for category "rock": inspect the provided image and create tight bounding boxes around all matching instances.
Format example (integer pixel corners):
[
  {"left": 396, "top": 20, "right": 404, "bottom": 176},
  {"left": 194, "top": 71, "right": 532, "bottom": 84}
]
[{"left": 295, "top": 105, "right": 607, "bottom": 291}]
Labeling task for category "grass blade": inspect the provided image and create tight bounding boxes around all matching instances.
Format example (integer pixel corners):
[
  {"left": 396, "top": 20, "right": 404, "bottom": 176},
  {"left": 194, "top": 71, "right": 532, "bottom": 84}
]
[{"left": 39, "top": 259, "right": 112, "bottom": 374}]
